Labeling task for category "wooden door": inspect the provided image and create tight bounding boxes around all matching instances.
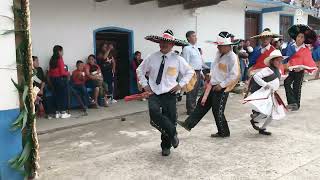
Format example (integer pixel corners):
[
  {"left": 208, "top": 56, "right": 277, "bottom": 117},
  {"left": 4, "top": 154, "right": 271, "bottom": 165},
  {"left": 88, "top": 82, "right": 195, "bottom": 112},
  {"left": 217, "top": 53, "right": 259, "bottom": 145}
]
[
  {"left": 245, "top": 12, "right": 261, "bottom": 47},
  {"left": 280, "top": 15, "right": 293, "bottom": 42}
]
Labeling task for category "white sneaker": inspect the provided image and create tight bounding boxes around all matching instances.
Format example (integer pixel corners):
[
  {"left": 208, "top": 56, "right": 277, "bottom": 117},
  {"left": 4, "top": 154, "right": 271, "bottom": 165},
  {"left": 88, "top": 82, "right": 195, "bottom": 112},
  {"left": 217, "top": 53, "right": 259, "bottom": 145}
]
[
  {"left": 111, "top": 99, "right": 117, "bottom": 103},
  {"left": 60, "top": 113, "right": 71, "bottom": 119},
  {"left": 55, "top": 113, "right": 61, "bottom": 119}
]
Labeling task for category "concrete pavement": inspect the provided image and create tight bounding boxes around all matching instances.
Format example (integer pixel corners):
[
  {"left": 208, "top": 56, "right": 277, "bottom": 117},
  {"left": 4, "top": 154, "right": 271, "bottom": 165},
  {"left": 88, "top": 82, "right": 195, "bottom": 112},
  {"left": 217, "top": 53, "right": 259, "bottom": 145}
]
[{"left": 38, "top": 80, "right": 320, "bottom": 180}]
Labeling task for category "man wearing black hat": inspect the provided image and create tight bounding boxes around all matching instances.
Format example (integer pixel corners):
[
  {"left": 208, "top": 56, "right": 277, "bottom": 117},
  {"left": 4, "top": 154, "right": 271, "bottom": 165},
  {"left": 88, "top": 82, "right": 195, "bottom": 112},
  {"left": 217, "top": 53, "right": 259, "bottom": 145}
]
[
  {"left": 136, "top": 30, "right": 194, "bottom": 156},
  {"left": 178, "top": 31, "right": 240, "bottom": 138}
]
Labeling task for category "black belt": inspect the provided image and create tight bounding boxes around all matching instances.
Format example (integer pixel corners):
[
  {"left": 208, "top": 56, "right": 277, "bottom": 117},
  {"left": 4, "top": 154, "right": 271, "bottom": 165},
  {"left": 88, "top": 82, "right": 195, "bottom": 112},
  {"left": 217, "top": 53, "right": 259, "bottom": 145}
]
[{"left": 195, "top": 70, "right": 201, "bottom": 72}]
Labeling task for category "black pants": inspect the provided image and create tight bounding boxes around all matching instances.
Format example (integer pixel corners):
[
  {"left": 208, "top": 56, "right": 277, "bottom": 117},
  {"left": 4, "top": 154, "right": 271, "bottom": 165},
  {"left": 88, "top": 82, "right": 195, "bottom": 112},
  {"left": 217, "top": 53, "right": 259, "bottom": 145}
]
[
  {"left": 50, "top": 77, "right": 68, "bottom": 112},
  {"left": 284, "top": 71, "right": 304, "bottom": 108},
  {"left": 186, "top": 71, "right": 201, "bottom": 114},
  {"left": 184, "top": 89, "right": 230, "bottom": 137},
  {"left": 148, "top": 93, "right": 177, "bottom": 150}
]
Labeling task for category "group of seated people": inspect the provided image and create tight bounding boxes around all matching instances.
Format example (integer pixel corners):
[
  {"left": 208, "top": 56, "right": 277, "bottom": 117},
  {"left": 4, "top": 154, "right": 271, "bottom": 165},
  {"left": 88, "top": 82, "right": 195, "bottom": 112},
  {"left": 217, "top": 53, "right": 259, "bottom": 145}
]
[{"left": 33, "top": 43, "right": 117, "bottom": 119}]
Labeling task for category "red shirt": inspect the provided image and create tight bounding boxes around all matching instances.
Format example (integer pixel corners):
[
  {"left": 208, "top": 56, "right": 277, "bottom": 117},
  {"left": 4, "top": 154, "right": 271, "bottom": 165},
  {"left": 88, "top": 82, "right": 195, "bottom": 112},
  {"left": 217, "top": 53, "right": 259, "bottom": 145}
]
[
  {"left": 85, "top": 63, "right": 101, "bottom": 77},
  {"left": 72, "top": 69, "right": 86, "bottom": 85},
  {"left": 48, "top": 57, "right": 69, "bottom": 77}
]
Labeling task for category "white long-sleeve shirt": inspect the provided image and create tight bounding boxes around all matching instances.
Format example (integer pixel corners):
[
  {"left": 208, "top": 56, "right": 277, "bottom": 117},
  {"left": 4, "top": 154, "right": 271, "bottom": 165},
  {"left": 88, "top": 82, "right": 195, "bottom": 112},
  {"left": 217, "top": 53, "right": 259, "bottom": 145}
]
[
  {"left": 136, "top": 51, "right": 195, "bottom": 95},
  {"left": 253, "top": 67, "right": 280, "bottom": 90},
  {"left": 210, "top": 50, "right": 240, "bottom": 90},
  {"left": 182, "top": 45, "right": 203, "bottom": 70}
]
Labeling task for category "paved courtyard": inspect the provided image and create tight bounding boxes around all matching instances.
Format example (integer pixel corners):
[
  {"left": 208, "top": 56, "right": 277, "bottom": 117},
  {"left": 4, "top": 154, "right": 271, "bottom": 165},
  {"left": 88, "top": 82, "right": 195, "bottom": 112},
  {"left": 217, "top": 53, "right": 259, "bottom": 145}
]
[{"left": 38, "top": 80, "right": 320, "bottom": 180}]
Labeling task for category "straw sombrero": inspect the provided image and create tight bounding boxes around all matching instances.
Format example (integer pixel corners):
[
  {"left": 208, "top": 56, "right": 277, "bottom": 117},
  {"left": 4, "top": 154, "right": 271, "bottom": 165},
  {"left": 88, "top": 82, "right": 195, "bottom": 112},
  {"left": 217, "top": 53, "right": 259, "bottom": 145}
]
[
  {"left": 288, "top": 24, "right": 317, "bottom": 44},
  {"left": 145, "top": 29, "right": 188, "bottom": 47},
  {"left": 251, "top": 30, "right": 281, "bottom": 39},
  {"left": 206, "top": 31, "right": 240, "bottom": 46},
  {"left": 264, "top": 50, "right": 286, "bottom": 66}
]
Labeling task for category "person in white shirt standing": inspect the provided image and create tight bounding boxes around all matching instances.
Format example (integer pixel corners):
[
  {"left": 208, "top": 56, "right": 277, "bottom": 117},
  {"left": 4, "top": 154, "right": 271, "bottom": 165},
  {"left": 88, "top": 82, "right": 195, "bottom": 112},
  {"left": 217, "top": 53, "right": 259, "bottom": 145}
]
[
  {"left": 178, "top": 31, "right": 240, "bottom": 138},
  {"left": 182, "top": 31, "right": 203, "bottom": 115},
  {"left": 136, "top": 30, "right": 194, "bottom": 156}
]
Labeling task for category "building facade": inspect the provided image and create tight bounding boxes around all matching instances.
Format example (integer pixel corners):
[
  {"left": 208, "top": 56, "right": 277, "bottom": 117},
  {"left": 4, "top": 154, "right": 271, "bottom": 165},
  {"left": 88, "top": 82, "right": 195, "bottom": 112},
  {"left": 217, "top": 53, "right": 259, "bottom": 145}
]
[{"left": 28, "top": 0, "right": 319, "bottom": 95}]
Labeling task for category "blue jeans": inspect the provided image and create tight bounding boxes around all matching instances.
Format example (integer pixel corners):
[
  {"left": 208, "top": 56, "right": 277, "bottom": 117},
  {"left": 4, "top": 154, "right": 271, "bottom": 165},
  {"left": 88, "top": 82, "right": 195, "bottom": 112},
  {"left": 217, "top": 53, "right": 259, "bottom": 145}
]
[
  {"left": 50, "top": 77, "right": 68, "bottom": 112},
  {"left": 72, "top": 84, "right": 89, "bottom": 109}
]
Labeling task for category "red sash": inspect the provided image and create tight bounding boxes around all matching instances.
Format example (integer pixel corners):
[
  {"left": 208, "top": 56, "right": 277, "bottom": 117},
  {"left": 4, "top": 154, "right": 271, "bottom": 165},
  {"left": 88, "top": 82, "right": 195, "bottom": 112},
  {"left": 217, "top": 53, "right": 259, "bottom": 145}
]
[
  {"left": 250, "top": 46, "right": 286, "bottom": 75},
  {"left": 251, "top": 46, "right": 275, "bottom": 72},
  {"left": 288, "top": 48, "right": 317, "bottom": 73}
]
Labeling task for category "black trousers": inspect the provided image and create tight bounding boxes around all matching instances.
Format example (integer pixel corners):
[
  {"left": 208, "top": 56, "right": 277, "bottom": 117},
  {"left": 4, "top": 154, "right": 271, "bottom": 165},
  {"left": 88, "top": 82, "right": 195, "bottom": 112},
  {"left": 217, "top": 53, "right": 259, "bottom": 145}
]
[
  {"left": 184, "top": 89, "right": 230, "bottom": 137},
  {"left": 148, "top": 93, "right": 177, "bottom": 150},
  {"left": 284, "top": 71, "right": 304, "bottom": 108},
  {"left": 186, "top": 71, "right": 201, "bottom": 114}
]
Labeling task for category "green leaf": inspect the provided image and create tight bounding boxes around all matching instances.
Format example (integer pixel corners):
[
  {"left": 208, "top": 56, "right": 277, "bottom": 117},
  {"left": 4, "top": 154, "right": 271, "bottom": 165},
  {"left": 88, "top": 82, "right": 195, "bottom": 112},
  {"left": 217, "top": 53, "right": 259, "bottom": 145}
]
[
  {"left": 11, "top": 79, "right": 24, "bottom": 92},
  {"left": 21, "top": 111, "right": 28, "bottom": 130},
  {"left": 22, "top": 85, "right": 28, "bottom": 102},
  {"left": 10, "top": 110, "right": 25, "bottom": 131},
  {"left": 0, "top": 30, "right": 15, "bottom": 35},
  {"left": 22, "top": 85, "right": 29, "bottom": 113},
  {"left": 0, "top": 14, "right": 14, "bottom": 21},
  {"left": 9, "top": 141, "right": 32, "bottom": 170}
]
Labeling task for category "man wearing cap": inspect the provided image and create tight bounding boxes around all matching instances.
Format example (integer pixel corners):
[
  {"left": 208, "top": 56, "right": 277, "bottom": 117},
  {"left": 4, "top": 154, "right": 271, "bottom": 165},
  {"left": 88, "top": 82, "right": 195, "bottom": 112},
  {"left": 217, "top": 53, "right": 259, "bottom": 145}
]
[
  {"left": 178, "top": 31, "right": 240, "bottom": 138},
  {"left": 136, "top": 30, "right": 194, "bottom": 156},
  {"left": 182, "top": 31, "right": 203, "bottom": 115},
  {"left": 248, "top": 28, "right": 280, "bottom": 74}
]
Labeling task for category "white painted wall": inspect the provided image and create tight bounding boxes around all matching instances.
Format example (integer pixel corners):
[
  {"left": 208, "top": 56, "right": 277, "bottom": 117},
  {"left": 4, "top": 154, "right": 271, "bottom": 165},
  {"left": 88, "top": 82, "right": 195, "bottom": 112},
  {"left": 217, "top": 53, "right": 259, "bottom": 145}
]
[
  {"left": 262, "top": 12, "right": 280, "bottom": 34},
  {"left": 294, "top": 13, "right": 309, "bottom": 24},
  {"left": 0, "top": 0, "right": 19, "bottom": 110},
  {"left": 29, "top": 0, "right": 246, "bottom": 69}
]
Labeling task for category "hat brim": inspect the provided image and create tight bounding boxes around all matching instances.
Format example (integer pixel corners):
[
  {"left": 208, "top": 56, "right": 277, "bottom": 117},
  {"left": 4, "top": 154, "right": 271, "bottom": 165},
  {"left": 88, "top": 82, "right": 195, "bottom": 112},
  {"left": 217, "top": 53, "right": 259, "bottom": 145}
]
[
  {"left": 251, "top": 34, "right": 281, "bottom": 39},
  {"left": 288, "top": 24, "right": 317, "bottom": 44},
  {"left": 206, "top": 39, "right": 240, "bottom": 46},
  {"left": 145, "top": 35, "right": 189, "bottom": 46},
  {"left": 264, "top": 55, "right": 287, "bottom": 66}
]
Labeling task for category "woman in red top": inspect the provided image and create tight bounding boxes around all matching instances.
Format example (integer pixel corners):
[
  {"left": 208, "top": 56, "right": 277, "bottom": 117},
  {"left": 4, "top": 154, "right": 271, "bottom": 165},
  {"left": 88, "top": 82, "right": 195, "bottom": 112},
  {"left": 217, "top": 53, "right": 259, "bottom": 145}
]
[{"left": 48, "top": 45, "right": 71, "bottom": 119}]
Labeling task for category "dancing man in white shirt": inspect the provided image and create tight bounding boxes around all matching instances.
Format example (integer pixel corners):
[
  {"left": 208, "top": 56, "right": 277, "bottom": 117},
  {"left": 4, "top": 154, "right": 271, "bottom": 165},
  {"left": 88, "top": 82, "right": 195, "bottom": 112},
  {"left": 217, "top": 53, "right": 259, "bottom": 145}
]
[
  {"left": 178, "top": 31, "right": 240, "bottom": 138},
  {"left": 136, "top": 30, "right": 194, "bottom": 156},
  {"left": 183, "top": 31, "right": 204, "bottom": 115}
]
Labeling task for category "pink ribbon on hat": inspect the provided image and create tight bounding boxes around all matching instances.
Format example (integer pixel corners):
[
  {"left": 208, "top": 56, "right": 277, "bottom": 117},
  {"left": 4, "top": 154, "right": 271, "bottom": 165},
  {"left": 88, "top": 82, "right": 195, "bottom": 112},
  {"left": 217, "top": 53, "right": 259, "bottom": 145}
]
[{"left": 162, "top": 33, "right": 175, "bottom": 40}]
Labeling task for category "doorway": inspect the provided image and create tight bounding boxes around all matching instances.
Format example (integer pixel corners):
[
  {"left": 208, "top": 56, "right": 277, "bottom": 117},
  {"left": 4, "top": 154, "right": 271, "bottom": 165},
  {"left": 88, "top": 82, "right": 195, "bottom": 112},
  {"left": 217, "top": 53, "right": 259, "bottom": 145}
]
[
  {"left": 245, "top": 12, "right": 261, "bottom": 47},
  {"left": 94, "top": 27, "right": 134, "bottom": 99},
  {"left": 280, "top": 15, "right": 293, "bottom": 42}
]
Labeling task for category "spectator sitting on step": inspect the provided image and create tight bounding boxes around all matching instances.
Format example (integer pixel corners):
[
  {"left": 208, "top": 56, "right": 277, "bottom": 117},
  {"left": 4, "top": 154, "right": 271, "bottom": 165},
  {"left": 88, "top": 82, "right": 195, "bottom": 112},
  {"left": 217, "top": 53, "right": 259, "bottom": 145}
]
[
  {"left": 71, "top": 60, "right": 90, "bottom": 115},
  {"left": 33, "top": 56, "right": 46, "bottom": 117},
  {"left": 85, "top": 54, "right": 109, "bottom": 107}
]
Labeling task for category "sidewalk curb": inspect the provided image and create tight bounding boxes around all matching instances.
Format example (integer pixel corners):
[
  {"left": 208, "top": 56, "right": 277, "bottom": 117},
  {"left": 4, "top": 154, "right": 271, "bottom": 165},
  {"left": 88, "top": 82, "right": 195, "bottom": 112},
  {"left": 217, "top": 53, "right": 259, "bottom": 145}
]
[{"left": 37, "top": 102, "right": 186, "bottom": 135}]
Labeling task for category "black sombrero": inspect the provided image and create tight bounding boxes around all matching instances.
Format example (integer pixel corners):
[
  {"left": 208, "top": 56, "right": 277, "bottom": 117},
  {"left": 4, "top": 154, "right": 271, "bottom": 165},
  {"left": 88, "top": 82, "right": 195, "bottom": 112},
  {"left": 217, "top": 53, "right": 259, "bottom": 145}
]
[
  {"left": 145, "top": 29, "right": 189, "bottom": 47},
  {"left": 288, "top": 24, "right": 317, "bottom": 44}
]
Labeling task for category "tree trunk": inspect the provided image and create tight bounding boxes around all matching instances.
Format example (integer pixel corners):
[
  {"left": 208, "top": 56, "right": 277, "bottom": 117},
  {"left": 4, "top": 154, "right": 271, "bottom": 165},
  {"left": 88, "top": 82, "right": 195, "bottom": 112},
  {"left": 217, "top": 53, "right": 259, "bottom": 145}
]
[{"left": 20, "top": 0, "right": 40, "bottom": 178}]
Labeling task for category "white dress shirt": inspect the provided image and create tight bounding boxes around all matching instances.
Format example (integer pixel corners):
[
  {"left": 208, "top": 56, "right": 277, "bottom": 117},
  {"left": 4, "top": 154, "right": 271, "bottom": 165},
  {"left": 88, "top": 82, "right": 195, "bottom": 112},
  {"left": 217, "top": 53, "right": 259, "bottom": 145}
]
[
  {"left": 210, "top": 50, "right": 240, "bottom": 90},
  {"left": 261, "top": 44, "right": 271, "bottom": 54},
  {"left": 182, "top": 44, "right": 203, "bottom": 70},
  {"left": 137, "top": 51, "right": 195, "bottom": 95},
  {"left": 293, "top": 42, "right": 306, "bottom": 52}
]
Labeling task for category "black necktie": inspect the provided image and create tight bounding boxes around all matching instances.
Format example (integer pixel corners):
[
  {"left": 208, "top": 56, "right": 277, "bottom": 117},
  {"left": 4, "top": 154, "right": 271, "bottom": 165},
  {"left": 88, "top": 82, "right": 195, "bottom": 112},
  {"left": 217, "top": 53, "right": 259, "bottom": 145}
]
[{"left": 156, "top": 55, "right": 166, "bottom": 85}]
